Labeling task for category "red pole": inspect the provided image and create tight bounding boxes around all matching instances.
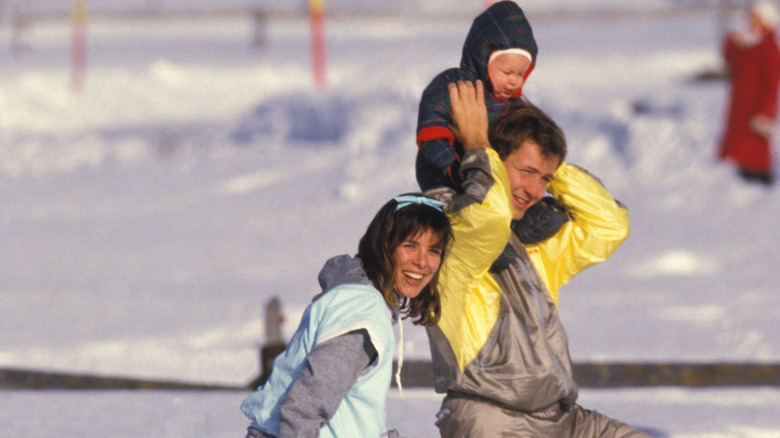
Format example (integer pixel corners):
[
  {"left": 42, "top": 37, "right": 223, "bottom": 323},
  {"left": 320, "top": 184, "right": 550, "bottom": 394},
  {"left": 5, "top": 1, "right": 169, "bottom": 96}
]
[
  {"left": 72, "top": 0, "right": 87, "bottom": 92},
  {"left": 310, "top": 0, "right": 327, "bottom": 91}
]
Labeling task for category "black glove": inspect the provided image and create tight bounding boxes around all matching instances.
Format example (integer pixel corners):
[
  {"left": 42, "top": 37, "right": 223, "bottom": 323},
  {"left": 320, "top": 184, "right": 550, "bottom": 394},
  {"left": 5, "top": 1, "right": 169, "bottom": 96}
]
[{"left": 512, "top": 197, "right": 570, "bottom": 244}]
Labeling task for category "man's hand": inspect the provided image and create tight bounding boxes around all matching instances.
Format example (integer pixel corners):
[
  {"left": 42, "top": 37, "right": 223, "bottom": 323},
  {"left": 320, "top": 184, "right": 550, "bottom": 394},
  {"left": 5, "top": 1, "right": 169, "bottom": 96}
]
[{"left": 448, "top": 80, "right": 490, "bottom": 151}]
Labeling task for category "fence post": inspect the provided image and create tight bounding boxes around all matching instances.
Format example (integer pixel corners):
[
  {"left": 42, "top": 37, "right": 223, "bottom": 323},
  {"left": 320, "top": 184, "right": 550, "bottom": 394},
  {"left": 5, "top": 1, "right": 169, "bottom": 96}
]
[
  {"left": 72, "top": 0, "right": 87, "bottom": 92},
  {"left": 251, "top": 10, "right": 267, "bottom": 48},
  {"left": 10, "top": 14, "right": 29, "bottom": 57},
  {"left": 310, "top": 0, "right": 327, "bottom": 91},
  {"left": 248, "top": 297, "right": 287, "bottom": 389}
]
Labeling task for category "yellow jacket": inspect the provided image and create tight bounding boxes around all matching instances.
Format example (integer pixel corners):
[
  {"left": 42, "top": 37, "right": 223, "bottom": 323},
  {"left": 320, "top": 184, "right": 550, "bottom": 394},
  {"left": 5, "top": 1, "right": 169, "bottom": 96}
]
[
  {"left": 528, "top": 163, "right": 630, "bottom": 306},
  {"left": 431, "top": 147, "right": 629, "bottom": 375}
]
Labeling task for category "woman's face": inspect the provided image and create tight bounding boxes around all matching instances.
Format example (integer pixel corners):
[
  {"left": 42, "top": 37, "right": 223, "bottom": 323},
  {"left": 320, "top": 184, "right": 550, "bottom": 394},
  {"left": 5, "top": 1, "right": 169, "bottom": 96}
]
[{"left": 392, "top": 228, "right": 443, "bottom": 299}]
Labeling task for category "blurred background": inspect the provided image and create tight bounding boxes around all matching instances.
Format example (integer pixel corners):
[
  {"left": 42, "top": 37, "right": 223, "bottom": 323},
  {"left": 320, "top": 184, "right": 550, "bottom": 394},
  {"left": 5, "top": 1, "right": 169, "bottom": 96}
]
[{"left": 1, "top": 1, "right": 779, "bottom": 437}]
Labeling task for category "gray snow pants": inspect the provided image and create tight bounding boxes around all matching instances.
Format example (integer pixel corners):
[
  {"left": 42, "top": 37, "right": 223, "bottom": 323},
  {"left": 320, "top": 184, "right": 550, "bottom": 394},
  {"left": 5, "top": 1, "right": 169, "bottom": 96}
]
[{"left": 435, "top": 394, "right": 655, "bottom": 438}]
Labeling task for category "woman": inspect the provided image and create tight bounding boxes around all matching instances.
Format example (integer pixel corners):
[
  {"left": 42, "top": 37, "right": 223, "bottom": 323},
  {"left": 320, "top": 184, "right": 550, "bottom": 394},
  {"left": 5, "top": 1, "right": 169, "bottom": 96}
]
[
  {"left": 718, "top": 0, "right": 780, "bottom": 184},
  {"left": 240, "top": 194, "right": 453, "bottom": 438}
]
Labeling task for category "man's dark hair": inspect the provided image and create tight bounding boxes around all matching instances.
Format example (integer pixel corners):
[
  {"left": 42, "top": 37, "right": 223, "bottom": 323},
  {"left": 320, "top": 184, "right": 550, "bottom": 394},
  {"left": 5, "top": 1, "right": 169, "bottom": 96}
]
[{"left": 488, "top": 99, "right": 567, "bottom": 166}]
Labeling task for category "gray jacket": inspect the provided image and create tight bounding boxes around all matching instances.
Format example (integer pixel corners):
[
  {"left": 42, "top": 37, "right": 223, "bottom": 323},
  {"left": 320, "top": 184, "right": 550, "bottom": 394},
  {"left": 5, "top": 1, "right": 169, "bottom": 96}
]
[{"left": 426, "top": 146, "right": 627, "bottom": 412}]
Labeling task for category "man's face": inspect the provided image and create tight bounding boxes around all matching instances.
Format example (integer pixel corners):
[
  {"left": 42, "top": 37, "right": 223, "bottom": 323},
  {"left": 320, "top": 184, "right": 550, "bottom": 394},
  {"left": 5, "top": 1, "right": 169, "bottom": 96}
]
[{"left": 502, "top": 140, "right": 559, "bottom": 220}]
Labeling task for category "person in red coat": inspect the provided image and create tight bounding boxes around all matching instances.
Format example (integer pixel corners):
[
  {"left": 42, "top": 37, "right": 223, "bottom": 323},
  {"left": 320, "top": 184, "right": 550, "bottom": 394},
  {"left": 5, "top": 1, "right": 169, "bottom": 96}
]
[{"left": 718, "top": 1, "right": 780, "bottom": 185}]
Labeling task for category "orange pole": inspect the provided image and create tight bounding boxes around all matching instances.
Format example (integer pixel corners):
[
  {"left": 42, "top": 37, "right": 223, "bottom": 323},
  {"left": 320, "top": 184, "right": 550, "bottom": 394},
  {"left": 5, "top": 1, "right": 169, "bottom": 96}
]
[
  {"left": 310, "top": 0, "right": 327, "bottom": 91},
  {"left": 72, "top": 0, "right": 87, "bottom": 92}
]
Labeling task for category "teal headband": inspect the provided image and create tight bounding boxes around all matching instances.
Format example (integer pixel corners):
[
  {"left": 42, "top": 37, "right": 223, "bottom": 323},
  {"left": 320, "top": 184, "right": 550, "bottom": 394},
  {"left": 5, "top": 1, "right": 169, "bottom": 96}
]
[{"left": 394, "top": 195, "right": 446, "bottom": 212}]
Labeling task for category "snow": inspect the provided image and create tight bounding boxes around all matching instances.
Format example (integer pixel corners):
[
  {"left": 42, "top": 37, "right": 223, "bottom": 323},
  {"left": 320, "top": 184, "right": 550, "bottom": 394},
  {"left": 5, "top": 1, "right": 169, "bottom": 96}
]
[
  {"left": 3, "top": 388, "right": 780, "bottom": 437},
  {"left": 2, "top": 1, "right": 780, "bottom": 437}
]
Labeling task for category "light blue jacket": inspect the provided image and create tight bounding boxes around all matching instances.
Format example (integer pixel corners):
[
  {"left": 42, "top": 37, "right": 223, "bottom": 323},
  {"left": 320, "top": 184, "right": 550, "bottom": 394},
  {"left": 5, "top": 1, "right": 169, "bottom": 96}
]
[{"left": 240, "top": 255, "right": 395, "bottom": 438}]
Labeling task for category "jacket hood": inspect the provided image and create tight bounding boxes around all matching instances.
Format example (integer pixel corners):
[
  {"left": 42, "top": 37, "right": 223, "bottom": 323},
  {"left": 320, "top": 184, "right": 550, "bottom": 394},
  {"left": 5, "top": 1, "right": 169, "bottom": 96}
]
[
  {"left": 460, "top": 1, "right": 538, "bottom": 97},
  {"left": 317, "top": 254, "right": 373, "bottom": 293},
  {"left": 315, "top": 254, "right": 398, "bottom": 322}
]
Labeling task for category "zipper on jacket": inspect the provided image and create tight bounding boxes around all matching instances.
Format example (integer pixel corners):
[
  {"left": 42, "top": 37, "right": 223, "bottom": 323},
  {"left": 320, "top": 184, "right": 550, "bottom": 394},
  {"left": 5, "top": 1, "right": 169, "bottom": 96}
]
[{"left": 516, "top": 257, "right": 571, "bottom": 398}]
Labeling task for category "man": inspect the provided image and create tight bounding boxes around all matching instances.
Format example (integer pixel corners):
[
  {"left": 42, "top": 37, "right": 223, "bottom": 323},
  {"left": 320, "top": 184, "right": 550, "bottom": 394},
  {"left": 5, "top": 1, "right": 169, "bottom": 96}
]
[
  {"left": 425, "top": 80, "right": 649, "bottom": 437},
  {"left": 718, "top": 0, "right": 780, "bottom": 185}
]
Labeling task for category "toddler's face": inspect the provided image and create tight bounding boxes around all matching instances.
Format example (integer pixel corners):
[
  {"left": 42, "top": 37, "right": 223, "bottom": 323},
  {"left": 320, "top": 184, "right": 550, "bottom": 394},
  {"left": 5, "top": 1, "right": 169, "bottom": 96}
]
[{"left": 487, "top": 53, "right": 531, "bottom": 99}]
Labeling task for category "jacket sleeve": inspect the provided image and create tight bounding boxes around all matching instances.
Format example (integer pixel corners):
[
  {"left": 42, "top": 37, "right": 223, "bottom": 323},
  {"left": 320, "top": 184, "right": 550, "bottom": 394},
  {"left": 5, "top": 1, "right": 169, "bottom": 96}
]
[
  {"left": 277, "top": 330, "right": 376, "bottom": 438},
  {"left": 440, "top": 147, "right": 513, "bottom": 280},
  {"left": 723, "top": 34, "right": 739, "bottom": 68},
  {"left": 756, "top": 40, "right": 780, "bottom": 119},
  {"left": 526, "top": 163, "right": 630, "bottom": 306},
  {"left": 427, "top": 147, "right": 513, "bottom": 371},
  {"left": 419, "top": 137, "right": 459, "bottom": 170},
  {"left": 417, "top": 71, "right": 455, "bottom": 143},
  {"left": 416, "top": 68, "right": 475, "bottom": 146}
]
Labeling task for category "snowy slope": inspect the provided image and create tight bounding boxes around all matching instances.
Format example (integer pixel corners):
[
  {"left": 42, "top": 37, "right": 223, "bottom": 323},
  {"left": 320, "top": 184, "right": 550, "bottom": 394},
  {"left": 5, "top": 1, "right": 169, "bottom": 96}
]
[
  {"left": 1, "top": 0, "right": 778, "bottom": 392},
  {"left": 3, "top": 2, "right": 780, "bottom": 437}
]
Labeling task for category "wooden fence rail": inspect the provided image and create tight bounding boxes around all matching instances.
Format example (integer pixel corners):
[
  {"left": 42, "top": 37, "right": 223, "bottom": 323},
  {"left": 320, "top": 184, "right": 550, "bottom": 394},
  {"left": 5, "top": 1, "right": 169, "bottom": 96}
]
[
  {"left": 2, "top": 361, "right": 779, "bottom": 390},
  {"left": 392, "top": 361, "right": 780, "bottom": 388}
]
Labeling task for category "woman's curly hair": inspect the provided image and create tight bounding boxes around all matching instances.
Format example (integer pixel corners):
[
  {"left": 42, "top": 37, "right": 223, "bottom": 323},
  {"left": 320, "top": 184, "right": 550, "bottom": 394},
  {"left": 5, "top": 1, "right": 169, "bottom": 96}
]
[{"left": 358, "top": 194, "right": 453, "bottom": 326}]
